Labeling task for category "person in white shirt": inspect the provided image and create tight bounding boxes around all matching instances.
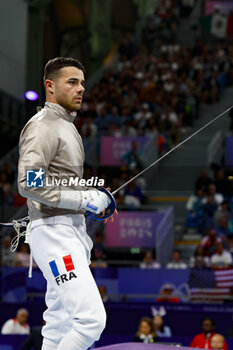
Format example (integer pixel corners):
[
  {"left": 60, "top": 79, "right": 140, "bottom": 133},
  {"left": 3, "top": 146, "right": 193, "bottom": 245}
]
[
  {"left": 202, "top": 184, "right": 224, "bottom": 206},
  {"left": 211, "top": 7, "right": 227, "bottom": 39},
  {"left": 140, "top": 251, "right": 161, "bottom": 269},
  {"left": 166, "top": 250, "right": 187, "bottom": 269},
  {"left": 211, "top": 242, "right": 232, "bottom": 268},
  {"left": 186, "top": 189, "right": 204, "bottom": 211},
  {"left": 1, "top": 308, "right": 30, "bottom": 335}
]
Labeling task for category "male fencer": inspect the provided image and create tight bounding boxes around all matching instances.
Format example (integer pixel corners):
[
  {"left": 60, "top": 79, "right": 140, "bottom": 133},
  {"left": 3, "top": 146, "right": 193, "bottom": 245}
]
[{"left": 18, "top": 57, "right": 115, "bottom": 350}]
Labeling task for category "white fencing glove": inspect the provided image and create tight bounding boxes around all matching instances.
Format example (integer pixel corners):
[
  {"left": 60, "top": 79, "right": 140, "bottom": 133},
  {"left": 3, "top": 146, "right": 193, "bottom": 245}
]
[
  {"left": 58, "top": 187, "right": 111, "bottom": 214},
  {"left": 81, "top": 188, "right": 111, "bottom": 214}
]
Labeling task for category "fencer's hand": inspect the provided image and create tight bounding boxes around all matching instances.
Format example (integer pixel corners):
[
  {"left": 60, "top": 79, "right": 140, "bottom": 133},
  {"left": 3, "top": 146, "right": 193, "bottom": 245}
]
[
  {"left": 81, "top": 188, "right": 111, "bottom": 214},
  {"left": 103, "top": 209, "right": 118, "bottom": 223},
  {"left": 103, "top": 187, "right": 118, "bottom": 223}
]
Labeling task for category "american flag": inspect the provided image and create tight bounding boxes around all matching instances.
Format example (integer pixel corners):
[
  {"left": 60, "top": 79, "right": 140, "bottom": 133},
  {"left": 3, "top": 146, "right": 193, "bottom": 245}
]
[{"left": 189, "top": 268, "right": 233, "bottom": 303}]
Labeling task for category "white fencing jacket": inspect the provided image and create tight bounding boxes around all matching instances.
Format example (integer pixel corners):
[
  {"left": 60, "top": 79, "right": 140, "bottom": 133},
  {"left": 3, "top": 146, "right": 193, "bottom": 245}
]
[{"left": 18, "top": 102, "right": 86, "bottom": 220}]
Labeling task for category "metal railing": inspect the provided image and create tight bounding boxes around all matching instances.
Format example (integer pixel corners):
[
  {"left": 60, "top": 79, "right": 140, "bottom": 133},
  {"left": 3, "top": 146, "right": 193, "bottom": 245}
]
[
  {"left": 156, "top": 206, "right": 174, "bottom": 266},
  {"left": 207, "top": 130, "right": 223, "bottom": 166}
]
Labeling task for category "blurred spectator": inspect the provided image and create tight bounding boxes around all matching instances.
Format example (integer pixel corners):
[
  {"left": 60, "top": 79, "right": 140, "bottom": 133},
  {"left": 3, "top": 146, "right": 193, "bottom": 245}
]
[
  {"left": 131, "top": 169, "right": 147, "bottom": 195},
  {"left": 21, "top": 326, "right": 43, "bottom": 350},
  {"left": 185, "top": 189, "right": 204, "bottom": 228},
  {"left": 151, "top": 306, "right": 172, "bottom": 337},
  {"left": 119, "top": 180, "right": 144, "bottom": 209},
  {"left": 186, "top": 189, "right": 204, "bottom": 212},
  {"left": 215, "top": 216, "right": 231, "bottom": 238},
  {"left": 190, "top": 318, "right": 227, "bottom": 350},
  {"left": 95, "top": 108, "right": 112, "bottom": 132},
  {"left": 91, "top": 246, "right": 108, "bottom": 269},
  {"left": 121, "top": 141, "right": 144, "bottom": 172},
  {"left": 93, "top": 229, "right": 105, "bottom": 250},
  {"left": 210, "top": 242, "right": 232, "bottom": 268},
  {"left": 227, "top": 235, "right": 233, "bottom": 258},
  {"left": 1, "top": 308, "right": 30, "bottom": 334},
  {"left": 213, "top": 202, "right": 230, "bottom": 227},
  {"left": 140, "top": 251, "right": 161, "bottom": 269},
  {"left": 157, "top": 130, "right": 171, "bottom": 155},
  {"left": 118, "top": 34, "right": 137, "bottom": 60},
  {"left": 161, "top": 106, "right": 181, "bottom": 145},
  {"left": 215, "top": 168, "right": 231, "bottom": 197},
  {"left": 0, "top": 171, "right": 12, "bottom": 203},
  {"left": 119, "top": 120, "right": 137, "bottom": 137},
  {"left": 153, "top": 315, "right": 172, "bottom": 338},
  {"left": 195, "top": 169, "right": 212, "bottom": 192},
  {"left": 211, "top": 6, "right": 227, "bottom": 39},
  {"left": 134, "top": 316, "right": 159, "bottom": 343},
  {"left": 156, "top": 283, "right": 180, "bottom": 303},
  {"left": 98, "top": 285, "right": 109, "bottom": 303},
  {"left": 204, "top": 184, "right": 224, "bottom": 206},
  {"left": 14, "top": 244, "right": 30, "bottom": 267},
  {"left": 142, "top": 16, "right": 157, "bottom": 51},
  {"left": 80, "top": 117, "right": 97, "bottom": 139},
  {"left": 227, "top": 210, "right": 233, "bottom": 234},
  {"left": 189, "top": 245, "right": 210, "bottom": 269},
  {"left": 211, "top": 334, "right": 226, "bottom": 350},
  {"left": 180, "top": 0, "right": 195, "bottom": 17},
  {"left": 201, "top": 227, "right": 222, "bottom": 256},
  {"left": 2, "top": 236, "right": 14, "bottom": 267},
  {"left": 134, "top": 103, "right": 152, "bottom": 130},
  {"left": 166, "top": 250, "right": 187, "bottom": 269},
  {"left": 108, "top": 106, "right": 123, "bottom": 128},
  {"left": 2, "top": 163, "right": 15, "bottom": 184},
  {"left": 118, "top": 171, "right": 128, "bottom": 189},
  {"left": 227, "top": 10, "right": 233, "bottom": 38},
  {"left": 202, "top": 195, "right": 218, "bottom": 227}
]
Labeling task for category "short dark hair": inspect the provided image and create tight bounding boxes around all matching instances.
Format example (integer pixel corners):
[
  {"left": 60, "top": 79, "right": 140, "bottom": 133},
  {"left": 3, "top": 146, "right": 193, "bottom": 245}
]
[
  {"left": 43, "top": 57, "right": 85, "bottom": 83},
  {"left": 203, "top": 317, "right": 215, "bottom": 326}
]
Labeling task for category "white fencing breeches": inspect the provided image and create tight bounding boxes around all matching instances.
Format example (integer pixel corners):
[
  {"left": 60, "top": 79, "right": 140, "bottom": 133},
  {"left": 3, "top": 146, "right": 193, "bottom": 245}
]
[{"left": 29, "top": 214, "right": 106, "bottom": 350}]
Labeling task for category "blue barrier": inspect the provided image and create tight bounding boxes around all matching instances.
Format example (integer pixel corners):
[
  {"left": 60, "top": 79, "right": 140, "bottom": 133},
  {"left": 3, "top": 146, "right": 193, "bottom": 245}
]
[
  {"left": 1, "top": 267, "right": 190, "bottom": 302},
  {"left": 0, "top": 335, "right": 27, "bottom": 350},
  {"left": 118, "top": 268, "right": 189, "bottom": 296}
]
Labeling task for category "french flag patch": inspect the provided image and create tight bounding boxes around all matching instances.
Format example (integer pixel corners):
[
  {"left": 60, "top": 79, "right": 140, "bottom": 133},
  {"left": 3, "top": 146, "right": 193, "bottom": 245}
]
[{"left": 49, "top": 255, "right": 75, "bottom": 277}]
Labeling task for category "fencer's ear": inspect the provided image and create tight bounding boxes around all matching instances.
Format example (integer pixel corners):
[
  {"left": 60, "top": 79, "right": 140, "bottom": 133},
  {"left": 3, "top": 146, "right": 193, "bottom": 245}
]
[{"left": 45, "top": 79, "right": 54, "bottom": 94}]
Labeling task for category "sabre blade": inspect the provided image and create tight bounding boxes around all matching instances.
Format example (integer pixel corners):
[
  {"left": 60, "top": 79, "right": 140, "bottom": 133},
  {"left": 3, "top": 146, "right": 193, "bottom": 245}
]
[{"left": 111, "top": 105, "right": 232, "bottom": 196}]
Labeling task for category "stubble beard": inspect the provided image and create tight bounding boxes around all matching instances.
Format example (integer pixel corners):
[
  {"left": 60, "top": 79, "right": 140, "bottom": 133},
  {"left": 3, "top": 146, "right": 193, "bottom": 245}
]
[{"left": 56, "top": 93, "right": 80, "bottom": 112}]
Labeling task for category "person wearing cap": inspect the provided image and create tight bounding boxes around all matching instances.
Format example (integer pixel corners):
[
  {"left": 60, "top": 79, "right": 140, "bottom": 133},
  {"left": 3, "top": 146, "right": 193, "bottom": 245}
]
[{"left": 156, "top": 283, "right": 180, "bottom": 303}]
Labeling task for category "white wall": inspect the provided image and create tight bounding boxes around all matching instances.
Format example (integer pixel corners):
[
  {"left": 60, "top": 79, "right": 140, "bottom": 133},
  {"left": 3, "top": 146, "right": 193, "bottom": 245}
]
[{"left": 0, "top": 0, "right": 28, "bottom": 99}]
